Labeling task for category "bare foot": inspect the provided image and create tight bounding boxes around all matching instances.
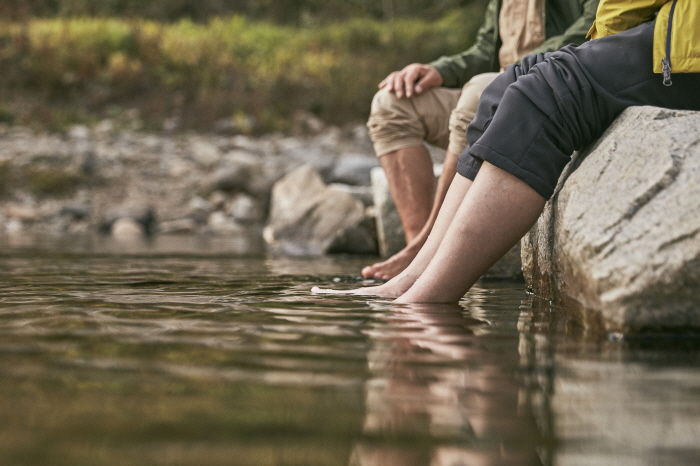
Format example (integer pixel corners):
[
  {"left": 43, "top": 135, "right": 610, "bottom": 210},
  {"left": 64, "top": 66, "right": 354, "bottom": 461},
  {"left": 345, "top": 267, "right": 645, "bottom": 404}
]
[
  {"left": 312, "top": 272, "right": 417, "bottom": 299},
  {"left": 361, "top": 243, "right": 421, "bottom": 281},
  {"left": 311, "top": 284, "right": 399, "bottom": 298},
  {"left": 393, "top": 294, "right": 413, "bottom": 304}
]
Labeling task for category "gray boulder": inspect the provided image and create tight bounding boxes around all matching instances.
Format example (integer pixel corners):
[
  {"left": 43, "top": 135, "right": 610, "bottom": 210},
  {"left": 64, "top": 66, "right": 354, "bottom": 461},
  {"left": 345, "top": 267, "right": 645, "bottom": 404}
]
[
  {"left": 189, "top": 139, "right": 221, "bottom": 168},
  {"left": 264, "top": 165, "right": 377, "bottom": 255},
  {"left": 328, "top": 183, "right": 374, "bottom": 207},
  {"left": 327, "top": 154, "right": 378, "bottom": 186},
  {"left": 522, "top": 106, "right": 700, "bottom": 331}
]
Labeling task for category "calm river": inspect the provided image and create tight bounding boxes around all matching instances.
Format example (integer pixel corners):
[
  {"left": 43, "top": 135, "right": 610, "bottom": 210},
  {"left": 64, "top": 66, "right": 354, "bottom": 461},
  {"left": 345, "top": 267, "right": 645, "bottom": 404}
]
[{"left": 1, "top": 236, "right": 699, "bottom": 465}]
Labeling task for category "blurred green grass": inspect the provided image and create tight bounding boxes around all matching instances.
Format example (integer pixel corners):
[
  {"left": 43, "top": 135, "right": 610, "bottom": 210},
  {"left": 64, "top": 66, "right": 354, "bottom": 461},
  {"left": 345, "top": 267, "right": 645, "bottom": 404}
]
[{"left": 0, "top": 5, "right": 485, "bottom": 133}]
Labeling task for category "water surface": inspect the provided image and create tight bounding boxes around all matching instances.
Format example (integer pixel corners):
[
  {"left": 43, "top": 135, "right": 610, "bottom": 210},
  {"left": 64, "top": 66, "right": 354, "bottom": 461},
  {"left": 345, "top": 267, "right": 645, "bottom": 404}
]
[{"left": 0, "top": 239, "right": 699, "bottom": 465}]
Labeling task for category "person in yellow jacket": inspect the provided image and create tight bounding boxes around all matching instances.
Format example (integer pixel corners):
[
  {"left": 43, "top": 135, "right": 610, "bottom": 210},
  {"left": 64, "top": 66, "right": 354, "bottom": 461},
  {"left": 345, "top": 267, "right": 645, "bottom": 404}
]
[
  {"left": 314, "top": 0, "right": 699, "bottom": 302},
  {"left": 589, "top": 0, "right": 700, "bottom": 80}
]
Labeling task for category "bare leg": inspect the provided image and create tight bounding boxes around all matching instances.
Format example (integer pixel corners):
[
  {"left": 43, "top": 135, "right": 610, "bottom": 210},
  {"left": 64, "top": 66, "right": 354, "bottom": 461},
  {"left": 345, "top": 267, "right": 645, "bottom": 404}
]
[
  {"left": 311, "top": 174, "right": 471, "bottom": 297},
  {"left": 362, "top": 150, "right": 458, "bottom": 281},
  {"left": 395, "top": 162, "right": 545, "bottom": 304},
  {"left": 379, "top": 145, "right": 435, "bottom": 242}
]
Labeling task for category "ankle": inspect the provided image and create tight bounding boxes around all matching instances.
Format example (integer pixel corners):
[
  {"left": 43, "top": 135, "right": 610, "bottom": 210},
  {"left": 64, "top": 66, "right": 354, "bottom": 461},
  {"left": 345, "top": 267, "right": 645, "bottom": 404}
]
[
  {"left": 405, "top": 234, "right": 427, "bottom": 252},
  {"left": 389, "top": 270, "right": 419, "bottom": 291}
]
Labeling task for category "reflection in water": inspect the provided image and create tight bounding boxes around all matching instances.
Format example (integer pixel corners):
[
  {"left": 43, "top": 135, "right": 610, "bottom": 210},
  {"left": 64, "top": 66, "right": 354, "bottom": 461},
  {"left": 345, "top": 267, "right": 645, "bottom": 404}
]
[
  {"left": 0, "top": 245, "right": 698, "bottom": 465},
  {"left": 352, "top": 299, "right": 549, "bottom": 466}
]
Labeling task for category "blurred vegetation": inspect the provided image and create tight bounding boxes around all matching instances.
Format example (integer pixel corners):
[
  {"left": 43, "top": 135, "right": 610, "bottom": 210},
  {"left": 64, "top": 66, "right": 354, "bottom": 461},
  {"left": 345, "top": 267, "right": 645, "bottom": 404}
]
[
  {"left": 0, "top": 0, "right": 482, "bottom": 24},
  {"left": 0, "top": 1, "right": 487, "bottom": 133},
  {"left": 0, "top": 161, "right": 86, "bottom": 198}
]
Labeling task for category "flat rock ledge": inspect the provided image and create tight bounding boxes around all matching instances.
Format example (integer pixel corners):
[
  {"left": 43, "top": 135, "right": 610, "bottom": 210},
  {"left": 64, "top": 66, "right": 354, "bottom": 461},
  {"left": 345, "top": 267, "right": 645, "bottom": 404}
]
[{"left": 522, "top": 106, "right": 700, "bottom": 332}]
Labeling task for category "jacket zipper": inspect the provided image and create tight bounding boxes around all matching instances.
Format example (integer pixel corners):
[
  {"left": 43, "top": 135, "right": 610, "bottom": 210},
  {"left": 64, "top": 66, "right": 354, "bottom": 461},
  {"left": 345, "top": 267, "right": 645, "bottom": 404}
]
[{"left": 661, "top": 0, "right": 679, "bottom": 87}]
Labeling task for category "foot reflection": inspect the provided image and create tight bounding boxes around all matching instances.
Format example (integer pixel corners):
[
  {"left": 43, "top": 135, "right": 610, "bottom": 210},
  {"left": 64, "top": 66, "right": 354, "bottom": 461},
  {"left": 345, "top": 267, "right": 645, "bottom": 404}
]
[{"left": 351, "top": 299, "right": 548, "bottom": 466}]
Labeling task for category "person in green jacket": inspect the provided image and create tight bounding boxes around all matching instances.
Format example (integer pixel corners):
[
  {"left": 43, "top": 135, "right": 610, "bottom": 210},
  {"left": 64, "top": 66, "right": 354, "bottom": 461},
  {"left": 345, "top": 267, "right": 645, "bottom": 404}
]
[{"left": 363, "top": 0, "right": 598, "bottom": 281}]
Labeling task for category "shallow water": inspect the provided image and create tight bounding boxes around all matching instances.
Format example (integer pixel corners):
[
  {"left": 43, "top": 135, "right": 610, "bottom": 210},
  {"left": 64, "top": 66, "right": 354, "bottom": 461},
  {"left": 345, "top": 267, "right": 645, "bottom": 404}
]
[{"left": 1, "top": 239, "right": 699, "bottom": 465}]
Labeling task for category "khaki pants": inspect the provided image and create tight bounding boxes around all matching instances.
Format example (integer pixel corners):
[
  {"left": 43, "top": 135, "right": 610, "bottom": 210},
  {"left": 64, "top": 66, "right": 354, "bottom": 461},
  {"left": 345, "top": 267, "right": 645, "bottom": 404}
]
[{"left": 367, "top": 72, "right": 500, "bottom": 157}]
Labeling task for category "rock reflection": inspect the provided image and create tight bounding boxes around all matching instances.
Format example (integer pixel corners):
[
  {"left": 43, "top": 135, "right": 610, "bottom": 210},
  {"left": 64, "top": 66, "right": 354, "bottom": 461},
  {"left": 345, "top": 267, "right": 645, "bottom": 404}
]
[
  {"left": 352, "top": 300, "right": 548, "bottom": 466},
  {"left": 525, "top": 298, "right": 700, "bottom": 465}
]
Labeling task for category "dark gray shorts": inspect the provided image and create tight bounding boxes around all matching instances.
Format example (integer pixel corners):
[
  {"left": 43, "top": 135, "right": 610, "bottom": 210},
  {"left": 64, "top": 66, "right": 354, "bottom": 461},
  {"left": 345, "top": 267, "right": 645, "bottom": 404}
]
[{"left": 457, "top": 21, "right": 700, "bottom": 199}]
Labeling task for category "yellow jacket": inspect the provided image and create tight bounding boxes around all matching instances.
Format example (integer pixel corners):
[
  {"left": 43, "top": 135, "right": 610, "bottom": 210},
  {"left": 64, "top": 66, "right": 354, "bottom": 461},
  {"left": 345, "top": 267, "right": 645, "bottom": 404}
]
[{"left": 588, "top": 0, "right": 700, "bottom": 83}]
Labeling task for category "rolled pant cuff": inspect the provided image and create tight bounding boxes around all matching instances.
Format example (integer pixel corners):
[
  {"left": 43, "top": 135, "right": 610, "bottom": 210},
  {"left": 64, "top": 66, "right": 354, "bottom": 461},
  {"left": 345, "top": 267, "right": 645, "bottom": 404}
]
[
  {"left": 373, "top": 137, "right": 425, "bottom": 158},
  {"left": 456, "top": 150, "right": 482, "bottom": 180},
  {"left": 447, "top": 140, "right": 467, "bottom": 157},
  {"left": 458, "top": 142, "right": 555, "bottom": 199}
]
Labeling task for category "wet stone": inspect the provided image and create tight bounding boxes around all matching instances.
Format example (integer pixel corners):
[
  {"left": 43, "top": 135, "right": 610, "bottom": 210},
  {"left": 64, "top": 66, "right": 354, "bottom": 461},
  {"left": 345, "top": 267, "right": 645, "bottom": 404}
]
[{"left": 327, "top": 154, "right": 378, "bottom": 186}]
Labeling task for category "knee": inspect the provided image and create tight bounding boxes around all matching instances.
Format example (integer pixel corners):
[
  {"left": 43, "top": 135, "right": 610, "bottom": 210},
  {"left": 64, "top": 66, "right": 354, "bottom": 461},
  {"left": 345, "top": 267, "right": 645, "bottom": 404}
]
[
  {"left": 366, "top": 88, "right": 424, "bottom": 154},
  {"left": 450, "top": 73, "right": 500, "bottom": 131},
  {"left": 465, "top": 72, "right": 501, "bottom": 91},
  {"left": 367, "top": 89, "right": 403, "bottom": 134},
  {"left": 370, "top": 88, "right": 396, "bottom": 113}
]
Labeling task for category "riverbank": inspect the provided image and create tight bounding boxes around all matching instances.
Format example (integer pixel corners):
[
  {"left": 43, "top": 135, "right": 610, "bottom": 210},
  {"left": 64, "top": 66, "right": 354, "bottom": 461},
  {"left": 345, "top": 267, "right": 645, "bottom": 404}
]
[{"left": 0, "top": 120, "right": 377, "bottom": 246}]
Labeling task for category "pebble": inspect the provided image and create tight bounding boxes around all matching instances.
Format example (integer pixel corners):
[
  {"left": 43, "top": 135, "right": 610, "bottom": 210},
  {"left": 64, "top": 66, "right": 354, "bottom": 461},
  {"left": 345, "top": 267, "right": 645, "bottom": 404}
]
[
  {"left": 207, "top": 211, "right": 245, "bottom": 234},
  {"left": 228, "top": 194, "right": 262, "bottom": 224},
  {"left": 211, "top": 166, "right": 250, "bottom": 192},
  {"left": 68, "top": 125, "right": 90, "bottom": 140},
  {"left": 5, "top": 204, "right": 38, "bottom": 221},
  {"left": 111, "top": 217, "right": 144, "bottom": 240},
  {"left": 190, "top": 140, "right": 221, "bottom": 168}
]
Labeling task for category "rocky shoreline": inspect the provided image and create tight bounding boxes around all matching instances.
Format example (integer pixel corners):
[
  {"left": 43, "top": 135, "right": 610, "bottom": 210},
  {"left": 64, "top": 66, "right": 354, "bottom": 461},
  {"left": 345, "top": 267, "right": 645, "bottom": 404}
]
[{"left": 0, "top": 120, "right": 380, "bottom": 249}]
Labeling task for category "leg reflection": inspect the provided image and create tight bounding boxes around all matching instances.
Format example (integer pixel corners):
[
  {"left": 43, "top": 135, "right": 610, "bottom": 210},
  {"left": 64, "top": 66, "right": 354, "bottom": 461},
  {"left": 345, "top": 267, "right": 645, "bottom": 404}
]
[{"left": 350, "top": 292, "right": 550, "bottom": 465}]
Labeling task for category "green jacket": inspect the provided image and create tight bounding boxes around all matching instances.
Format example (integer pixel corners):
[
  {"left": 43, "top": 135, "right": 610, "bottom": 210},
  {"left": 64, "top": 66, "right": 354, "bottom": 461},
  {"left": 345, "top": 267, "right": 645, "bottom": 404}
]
[{"left": 430, "top": 0, "right": 599, "bottom": 88}]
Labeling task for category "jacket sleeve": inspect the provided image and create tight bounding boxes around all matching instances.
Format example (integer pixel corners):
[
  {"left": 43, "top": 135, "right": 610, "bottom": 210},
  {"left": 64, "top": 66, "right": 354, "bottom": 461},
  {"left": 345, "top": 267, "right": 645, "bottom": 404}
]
[
  {"left": 428, "top": 0, "right": 500, "bottom": 88},
  {"left": 587, "top": 0, "right": 668, "bottom": 39},
  {"left": 530, "top": 0, "right": 599, "bottom": 54}
]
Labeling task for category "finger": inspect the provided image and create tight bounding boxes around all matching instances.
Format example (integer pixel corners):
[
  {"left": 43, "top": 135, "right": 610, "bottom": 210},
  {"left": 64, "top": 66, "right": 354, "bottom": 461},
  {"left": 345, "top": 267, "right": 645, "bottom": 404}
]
[
  {"left": 379, "top": 73, "right": 393, "bottom": 90},
  {"left": 385, "top": 72, "right": 398, "bottom": 92},
  {"left": 393, "top": 73, "right": 405, "bottom": 98},
  {"left": 404, "top": 68, "right": 421, "bottom": 98},
  {"left": 416, "top": 68, "right": 442, "bottom": 94},
  {"left": 414, "top": 71, "right": 434, "bottom": 94}
]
